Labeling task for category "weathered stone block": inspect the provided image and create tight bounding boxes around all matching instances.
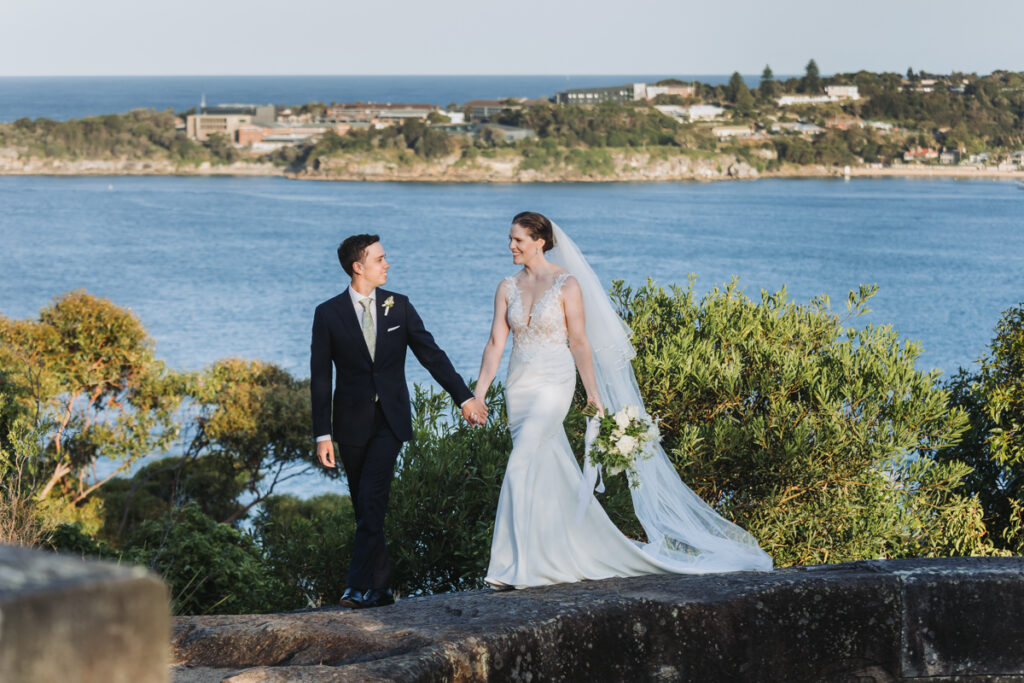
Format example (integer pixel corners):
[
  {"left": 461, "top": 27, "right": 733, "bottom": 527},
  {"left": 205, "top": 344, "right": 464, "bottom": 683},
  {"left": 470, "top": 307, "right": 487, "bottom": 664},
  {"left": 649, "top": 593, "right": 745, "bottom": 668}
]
[
  {"left": 171, "top": 557, "right": 1024, "bottom": 682},
  {"left": 0, "top": 544, "right": 169, "bottom": 683}
]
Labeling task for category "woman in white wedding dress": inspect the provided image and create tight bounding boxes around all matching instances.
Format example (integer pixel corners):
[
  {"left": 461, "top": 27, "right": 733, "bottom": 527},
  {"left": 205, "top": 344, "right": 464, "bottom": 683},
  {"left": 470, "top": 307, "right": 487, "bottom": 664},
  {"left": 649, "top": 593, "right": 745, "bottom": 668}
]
[{"left": 473, "top": 212, "right": 772, "bottom": 589}]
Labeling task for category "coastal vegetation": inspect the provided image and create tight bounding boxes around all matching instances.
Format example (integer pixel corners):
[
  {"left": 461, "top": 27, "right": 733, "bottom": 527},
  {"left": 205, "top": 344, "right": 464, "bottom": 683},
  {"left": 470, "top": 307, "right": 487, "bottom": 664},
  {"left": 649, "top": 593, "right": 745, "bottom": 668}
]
[
  {"left": 3, "top": 287, "right": 1023, "bottom": 614},
  {"left": 2, "top": 67, "right": 1022, "bottom": 179}
]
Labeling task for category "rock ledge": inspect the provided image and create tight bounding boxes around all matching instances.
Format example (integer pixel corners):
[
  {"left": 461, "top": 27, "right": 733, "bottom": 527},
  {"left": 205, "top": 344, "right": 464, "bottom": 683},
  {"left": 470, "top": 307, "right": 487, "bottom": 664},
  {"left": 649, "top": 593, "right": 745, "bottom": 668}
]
[{"left": 172, "top": 557, "right": 1024, "bottom": 682}]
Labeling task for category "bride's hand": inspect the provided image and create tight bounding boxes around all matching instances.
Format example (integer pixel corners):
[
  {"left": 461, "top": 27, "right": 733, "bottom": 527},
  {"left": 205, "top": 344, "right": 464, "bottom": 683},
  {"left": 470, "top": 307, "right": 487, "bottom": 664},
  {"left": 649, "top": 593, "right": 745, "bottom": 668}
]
[{"left": 585, "top": 398, "right": 604, "bottom": 418}]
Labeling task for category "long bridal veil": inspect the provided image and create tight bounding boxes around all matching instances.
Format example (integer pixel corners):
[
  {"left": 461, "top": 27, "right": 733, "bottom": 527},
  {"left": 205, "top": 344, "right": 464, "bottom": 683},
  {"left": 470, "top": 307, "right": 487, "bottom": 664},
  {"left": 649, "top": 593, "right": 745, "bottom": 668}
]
[{"left": 546, "top": 221, "right": 773, "bottom": 572}]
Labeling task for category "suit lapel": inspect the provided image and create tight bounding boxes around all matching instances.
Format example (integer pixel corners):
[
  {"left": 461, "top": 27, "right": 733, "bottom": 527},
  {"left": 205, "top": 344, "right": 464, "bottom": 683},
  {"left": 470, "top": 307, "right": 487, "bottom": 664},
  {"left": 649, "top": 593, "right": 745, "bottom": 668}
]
[
  {"left": 375, "top": 289, "right": 390, "bottom": 359},
  {"left": 331, "top": 292, "right": 373, "bottom": 364}
]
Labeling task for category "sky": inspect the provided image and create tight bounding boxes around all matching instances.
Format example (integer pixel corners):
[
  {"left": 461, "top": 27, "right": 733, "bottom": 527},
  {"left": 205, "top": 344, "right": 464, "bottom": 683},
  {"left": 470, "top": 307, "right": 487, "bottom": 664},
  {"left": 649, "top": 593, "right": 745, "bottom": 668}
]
[{"left": 1, "top": 0, "right": 1022, "bottom": 77}]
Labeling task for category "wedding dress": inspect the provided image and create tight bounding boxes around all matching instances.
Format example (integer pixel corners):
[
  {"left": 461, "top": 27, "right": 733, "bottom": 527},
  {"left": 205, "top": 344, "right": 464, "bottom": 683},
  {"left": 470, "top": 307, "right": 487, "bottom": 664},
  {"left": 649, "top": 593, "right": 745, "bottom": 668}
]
[{"left": 484, "top": 225, "right": 772, "bottom": 589}]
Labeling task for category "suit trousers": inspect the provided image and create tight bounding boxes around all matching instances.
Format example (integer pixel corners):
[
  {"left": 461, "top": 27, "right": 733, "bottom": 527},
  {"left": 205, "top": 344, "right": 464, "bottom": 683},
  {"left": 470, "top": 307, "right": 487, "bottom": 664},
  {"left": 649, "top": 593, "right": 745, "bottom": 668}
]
[{"left": 339, "top": 400, "right": 402, "bottom": 591}]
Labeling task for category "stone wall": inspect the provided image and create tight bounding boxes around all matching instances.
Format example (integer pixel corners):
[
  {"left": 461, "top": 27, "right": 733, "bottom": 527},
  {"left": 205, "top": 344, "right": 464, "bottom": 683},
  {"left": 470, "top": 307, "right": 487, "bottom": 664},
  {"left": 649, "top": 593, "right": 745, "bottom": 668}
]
[
  {"left": 171, "top": 557, "right": 1024, "bottom": 682},
  {"left": 0, "top": 544, "right": 169, "bottom": 683}
]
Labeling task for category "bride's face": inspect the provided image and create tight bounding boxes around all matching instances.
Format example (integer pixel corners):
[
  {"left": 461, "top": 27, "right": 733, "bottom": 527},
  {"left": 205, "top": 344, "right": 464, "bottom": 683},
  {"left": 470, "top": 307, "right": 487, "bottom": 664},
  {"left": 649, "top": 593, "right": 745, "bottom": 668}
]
[{"left": 509, "top": 224, "right": 545, "bottom": 265}]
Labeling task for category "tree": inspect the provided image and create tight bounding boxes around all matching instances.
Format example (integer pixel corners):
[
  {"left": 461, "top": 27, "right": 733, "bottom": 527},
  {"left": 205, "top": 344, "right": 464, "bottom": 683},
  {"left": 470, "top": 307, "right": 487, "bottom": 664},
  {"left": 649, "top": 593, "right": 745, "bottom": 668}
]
[
  {"left": 760, "top": 65, "right": 778, "bottom": 100},
  {"left": 610, "top": 278, "right": 996, "bottom": 565},
  {"left": 735, "top": 86, "right": 756, "bottom": 115},
  {"left": 185, "top": 358, "right": 314, "bottom": 524},
  {"left": 726, "top": 72, "right": 746, "bottom": 102},
  {"left": 938, "top": 303, "right": 1024, "bottom": 552},
  {"left": 801, "top": 59, "right": 823, "bottom": 93},
  {"left": 0, "top": 291, "right": 186, "bottom": 508}
]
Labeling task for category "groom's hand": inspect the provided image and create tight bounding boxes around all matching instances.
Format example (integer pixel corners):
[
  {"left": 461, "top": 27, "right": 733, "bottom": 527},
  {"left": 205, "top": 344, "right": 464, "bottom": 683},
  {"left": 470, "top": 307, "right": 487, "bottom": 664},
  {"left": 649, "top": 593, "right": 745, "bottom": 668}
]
[
  {"left": 462, "top": 397, "right": 488, "bottom": 427},
  {"left": 317, "top": 440, "right": 336, "bottom": 468}
]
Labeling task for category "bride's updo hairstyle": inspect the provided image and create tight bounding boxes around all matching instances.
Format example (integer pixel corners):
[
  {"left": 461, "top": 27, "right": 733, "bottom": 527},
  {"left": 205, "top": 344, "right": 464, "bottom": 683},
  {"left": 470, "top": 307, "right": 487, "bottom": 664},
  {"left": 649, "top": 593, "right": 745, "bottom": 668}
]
[{"left": 512, "top": 211, "right": 555, "bottom": 252}]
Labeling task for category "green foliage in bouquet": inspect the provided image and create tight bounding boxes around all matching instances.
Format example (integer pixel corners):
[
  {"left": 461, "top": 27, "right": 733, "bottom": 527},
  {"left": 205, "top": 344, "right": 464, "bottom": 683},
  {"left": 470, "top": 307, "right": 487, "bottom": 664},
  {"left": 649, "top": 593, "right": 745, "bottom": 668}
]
[
  {"left": 583, "top": 405, "right": 659, "bottom": 487},
  {"left": 611, "top": 277, "right": 999, "bottom": 566}
]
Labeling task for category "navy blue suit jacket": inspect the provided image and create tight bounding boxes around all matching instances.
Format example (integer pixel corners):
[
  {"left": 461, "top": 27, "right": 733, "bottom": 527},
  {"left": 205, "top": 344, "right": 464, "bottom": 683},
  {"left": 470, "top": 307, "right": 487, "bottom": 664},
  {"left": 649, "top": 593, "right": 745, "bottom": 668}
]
[{"left": 310, "top": 288, "right": 473, "bottom": 445}]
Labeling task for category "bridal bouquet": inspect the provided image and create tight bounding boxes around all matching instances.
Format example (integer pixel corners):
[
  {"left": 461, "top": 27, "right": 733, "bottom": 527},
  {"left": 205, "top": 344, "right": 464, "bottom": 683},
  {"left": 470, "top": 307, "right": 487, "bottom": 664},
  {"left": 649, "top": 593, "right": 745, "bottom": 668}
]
[{"left": 583, "top": 404, "right": 660, "bottom": 488}]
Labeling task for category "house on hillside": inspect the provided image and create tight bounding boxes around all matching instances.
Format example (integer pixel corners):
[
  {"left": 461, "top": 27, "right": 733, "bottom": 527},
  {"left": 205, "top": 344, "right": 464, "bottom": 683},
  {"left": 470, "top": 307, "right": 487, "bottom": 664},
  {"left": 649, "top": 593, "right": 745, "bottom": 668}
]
[
  {"left": 686, "top": 105, "right": 725, "bottom": 121},
  {"left": 903, "top": 147, "right": 939, "bottom": 162},
  {"left": 825, "top": 85, "right": 860, "bottom": 100},
  {"left": 776, "top": 94, "right": 837, "bottom": 106},
  {"left": 712, "top": 125, "right": 753, "bottom": 140},
  {"left": 645, "top": 83, "right": 696, "bottom": 99},
  {"left": 552, "top": 83, "right": 645, "bottom": 105}
]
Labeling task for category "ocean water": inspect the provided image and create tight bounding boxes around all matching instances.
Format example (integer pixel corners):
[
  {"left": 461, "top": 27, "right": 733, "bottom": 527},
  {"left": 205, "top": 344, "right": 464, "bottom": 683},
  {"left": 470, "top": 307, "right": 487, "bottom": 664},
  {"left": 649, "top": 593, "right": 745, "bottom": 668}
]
[
  {"left": 2, "top": 175, "right": 1022, "bottom": 496},
  {"left": 0, "top": 74, "right": 761, "bottom": 122}
]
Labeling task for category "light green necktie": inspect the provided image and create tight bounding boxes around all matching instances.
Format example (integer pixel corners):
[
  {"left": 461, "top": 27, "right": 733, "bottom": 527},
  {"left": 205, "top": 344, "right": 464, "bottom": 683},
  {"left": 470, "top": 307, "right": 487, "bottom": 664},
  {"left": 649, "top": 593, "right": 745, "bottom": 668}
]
[{"left": 360, "top": 297, "right": 375, "bottom": 360}]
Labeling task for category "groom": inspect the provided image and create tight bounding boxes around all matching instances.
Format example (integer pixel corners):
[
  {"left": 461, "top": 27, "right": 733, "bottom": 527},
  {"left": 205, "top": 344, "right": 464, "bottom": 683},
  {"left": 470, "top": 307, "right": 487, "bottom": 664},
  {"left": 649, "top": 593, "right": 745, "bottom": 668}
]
[{"left": 310, "top": 234, "right": 487, "bottom": 609}]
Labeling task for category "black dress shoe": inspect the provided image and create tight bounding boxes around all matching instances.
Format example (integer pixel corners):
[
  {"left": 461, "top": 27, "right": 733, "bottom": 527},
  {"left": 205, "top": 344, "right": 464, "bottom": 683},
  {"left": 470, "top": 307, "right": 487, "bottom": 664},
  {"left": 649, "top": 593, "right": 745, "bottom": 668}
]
[
  {"left": 339, "top": 587, "right": 365, "bottom": 609},
  {"left": 357, "top": 588, "right": 395, "bottom": 609}
]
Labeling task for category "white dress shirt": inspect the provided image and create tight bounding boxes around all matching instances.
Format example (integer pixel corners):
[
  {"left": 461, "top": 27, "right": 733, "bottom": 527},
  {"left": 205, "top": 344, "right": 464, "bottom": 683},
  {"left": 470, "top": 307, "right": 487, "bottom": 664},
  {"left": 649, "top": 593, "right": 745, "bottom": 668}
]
[{"left": 316, "top": 286, "right": 472, "bottom": 443}]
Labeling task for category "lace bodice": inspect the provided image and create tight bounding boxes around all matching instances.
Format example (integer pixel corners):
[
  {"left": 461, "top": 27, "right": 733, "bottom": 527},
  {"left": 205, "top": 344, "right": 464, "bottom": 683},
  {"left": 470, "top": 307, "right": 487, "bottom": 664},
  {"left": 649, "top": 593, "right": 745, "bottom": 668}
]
[{"left": 506, "top": 272, "right": 571, "bottom": 349}]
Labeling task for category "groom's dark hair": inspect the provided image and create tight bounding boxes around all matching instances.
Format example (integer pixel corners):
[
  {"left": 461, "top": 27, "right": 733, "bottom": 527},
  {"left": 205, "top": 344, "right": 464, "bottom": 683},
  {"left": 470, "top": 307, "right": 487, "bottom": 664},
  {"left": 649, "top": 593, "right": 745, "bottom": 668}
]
[{"left": 338, "top": 234, "right": 381, "bottom": 277}]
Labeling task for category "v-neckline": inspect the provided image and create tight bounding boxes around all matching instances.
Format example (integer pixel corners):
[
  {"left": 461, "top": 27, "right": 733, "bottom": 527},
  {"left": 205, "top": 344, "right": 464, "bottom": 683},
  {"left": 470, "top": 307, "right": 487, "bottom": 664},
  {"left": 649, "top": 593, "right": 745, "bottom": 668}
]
[{"left": 511, "top": 273, "right": 565, "bottom": 329}]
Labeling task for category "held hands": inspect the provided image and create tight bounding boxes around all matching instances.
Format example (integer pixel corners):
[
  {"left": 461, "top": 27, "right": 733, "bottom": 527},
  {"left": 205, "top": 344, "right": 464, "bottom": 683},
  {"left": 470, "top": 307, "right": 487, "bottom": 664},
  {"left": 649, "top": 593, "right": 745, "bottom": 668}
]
[
  {"left": 316, "top": 440, "right": 336, "bottom": 469},
  {"left": 462, "top": 397, "right": 489, "bottom": 427}
]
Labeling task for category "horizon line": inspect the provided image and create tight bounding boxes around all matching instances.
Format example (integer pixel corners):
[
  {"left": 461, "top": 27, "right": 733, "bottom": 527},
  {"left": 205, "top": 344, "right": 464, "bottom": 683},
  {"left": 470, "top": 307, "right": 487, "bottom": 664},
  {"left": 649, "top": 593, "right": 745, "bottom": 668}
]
[{"left": 1, "top": 69, "right": 1013, "bottom": 79}]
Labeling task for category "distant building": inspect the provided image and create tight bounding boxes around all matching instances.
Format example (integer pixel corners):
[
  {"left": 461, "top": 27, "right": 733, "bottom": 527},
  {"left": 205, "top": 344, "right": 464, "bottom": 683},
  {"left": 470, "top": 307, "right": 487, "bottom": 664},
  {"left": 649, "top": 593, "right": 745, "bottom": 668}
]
[
  {"left": 185, "top": 103, "right": 277, "bottom": 141},
  {"left": 938, "top": 149, "right": 961, "bottom": 165},
  {"left": 433, "top": 122, "right": 536, "bottom": 143},
  {"left": 865, "top": 120, "right": 896, "bottom": 132},
  {"left": 653, "top": 105, "right": 687, "bottom": 121},
  {"left": 712, "top": 125, "right": 753, "bottom": 139},
  {"left": 236, "top": 123, "right": 350, "bottom": 147},
  {"left": 645, "top": 83, "right": 696, "bottom": 100},
  {"left": 553, "top": 83, "right": 642, "bottom": 105},
  {"left": 902, "top": 79, "right": 939, "bottom": 93},
  {"left": 776, "top": 94, "right": 836, "bottom": 106},
  {"left": 326, "top": 103, "right": 438, "bottom": 123},
  {"left": 685, "top": 104, "right": 725, "bottom": 121},
  {"left": 825, "top": 85, "right": 860, "bottom": 100},
  {"left": 773, "top": 122, "right": 824, "bottom": 135},
  {"left": 903, "top": 146, "right": 939, "bottom": 162}
]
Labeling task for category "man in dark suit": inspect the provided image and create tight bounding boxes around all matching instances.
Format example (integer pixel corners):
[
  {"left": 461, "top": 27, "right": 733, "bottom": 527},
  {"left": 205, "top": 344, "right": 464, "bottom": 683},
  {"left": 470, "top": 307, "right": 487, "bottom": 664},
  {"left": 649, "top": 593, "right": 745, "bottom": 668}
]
[{"left": 311, "top": 234, "right": 487, "bottom": 609}]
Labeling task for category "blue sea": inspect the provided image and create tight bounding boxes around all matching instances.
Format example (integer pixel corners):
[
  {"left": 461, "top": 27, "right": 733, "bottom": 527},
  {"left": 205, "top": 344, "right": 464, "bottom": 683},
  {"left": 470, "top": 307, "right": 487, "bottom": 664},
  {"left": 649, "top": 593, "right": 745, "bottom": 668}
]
[
  {"left": 3, "top": 176, "right": 1021, "bottom": 382},
  {"left": 0, "top": 74, "right": 763, "bottom": 122},
  {"left": 2, "top": 167, "right": 1022, "bottom": 498}
]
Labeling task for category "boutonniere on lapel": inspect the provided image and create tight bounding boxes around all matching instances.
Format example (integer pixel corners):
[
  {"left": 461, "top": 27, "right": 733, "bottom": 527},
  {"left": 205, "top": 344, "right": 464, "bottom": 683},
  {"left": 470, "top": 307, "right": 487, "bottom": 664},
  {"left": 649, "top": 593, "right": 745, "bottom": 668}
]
[{"left": 383, "top": 296, "right": 395, "bottom": 317}]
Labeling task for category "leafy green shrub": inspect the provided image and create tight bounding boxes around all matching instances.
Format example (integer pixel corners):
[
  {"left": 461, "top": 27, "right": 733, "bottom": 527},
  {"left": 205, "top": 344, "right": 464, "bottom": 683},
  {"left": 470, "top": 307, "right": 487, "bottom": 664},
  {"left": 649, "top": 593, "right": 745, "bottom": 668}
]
[
  {"left": 610, "top": 278, "right": 995, "bottom": 565},
  {"left": 252, "top": 493, "right": 355, "bottom": 607},
  {"left": 385, "top": 384, "right": 511, "bottom": 595},
  {"left": 939, "top": 302, "right": 1024, "bottom": 552},
  {"left": 126, "top": 503, "right": 300, "bottom": 615}
]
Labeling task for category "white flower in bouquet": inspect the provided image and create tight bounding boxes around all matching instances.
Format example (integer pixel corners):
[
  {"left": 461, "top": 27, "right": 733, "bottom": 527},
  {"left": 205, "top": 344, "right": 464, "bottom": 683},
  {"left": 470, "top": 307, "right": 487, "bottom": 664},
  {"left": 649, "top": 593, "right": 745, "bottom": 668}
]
[
  {"left": 585, "top": 404, "right": 662, "bottom": 488},
  {"left": 646, "top": 421, "right": 661, "bottom": 441}
]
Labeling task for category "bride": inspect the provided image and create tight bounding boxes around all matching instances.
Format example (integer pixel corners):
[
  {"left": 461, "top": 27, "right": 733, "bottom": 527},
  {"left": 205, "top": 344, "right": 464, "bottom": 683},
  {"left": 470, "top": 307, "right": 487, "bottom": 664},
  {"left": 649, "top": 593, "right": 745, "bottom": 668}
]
[{"left": 472, "top": 211, "right": 772, "bottom": 589}]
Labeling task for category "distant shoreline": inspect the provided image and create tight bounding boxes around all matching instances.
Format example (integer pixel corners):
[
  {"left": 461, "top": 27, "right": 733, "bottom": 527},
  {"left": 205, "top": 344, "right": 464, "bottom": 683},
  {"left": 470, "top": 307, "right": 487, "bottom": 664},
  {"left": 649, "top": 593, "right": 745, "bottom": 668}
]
[{"left": 2, "top": 159, "right": 1022, "bottom": 183}]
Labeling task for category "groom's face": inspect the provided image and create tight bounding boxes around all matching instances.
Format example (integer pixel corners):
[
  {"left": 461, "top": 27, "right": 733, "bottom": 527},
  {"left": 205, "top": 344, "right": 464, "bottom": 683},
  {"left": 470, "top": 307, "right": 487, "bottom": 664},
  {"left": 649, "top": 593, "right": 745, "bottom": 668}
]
[{"left": 355, "top": 241, "right": 389, "bottom": 288}]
